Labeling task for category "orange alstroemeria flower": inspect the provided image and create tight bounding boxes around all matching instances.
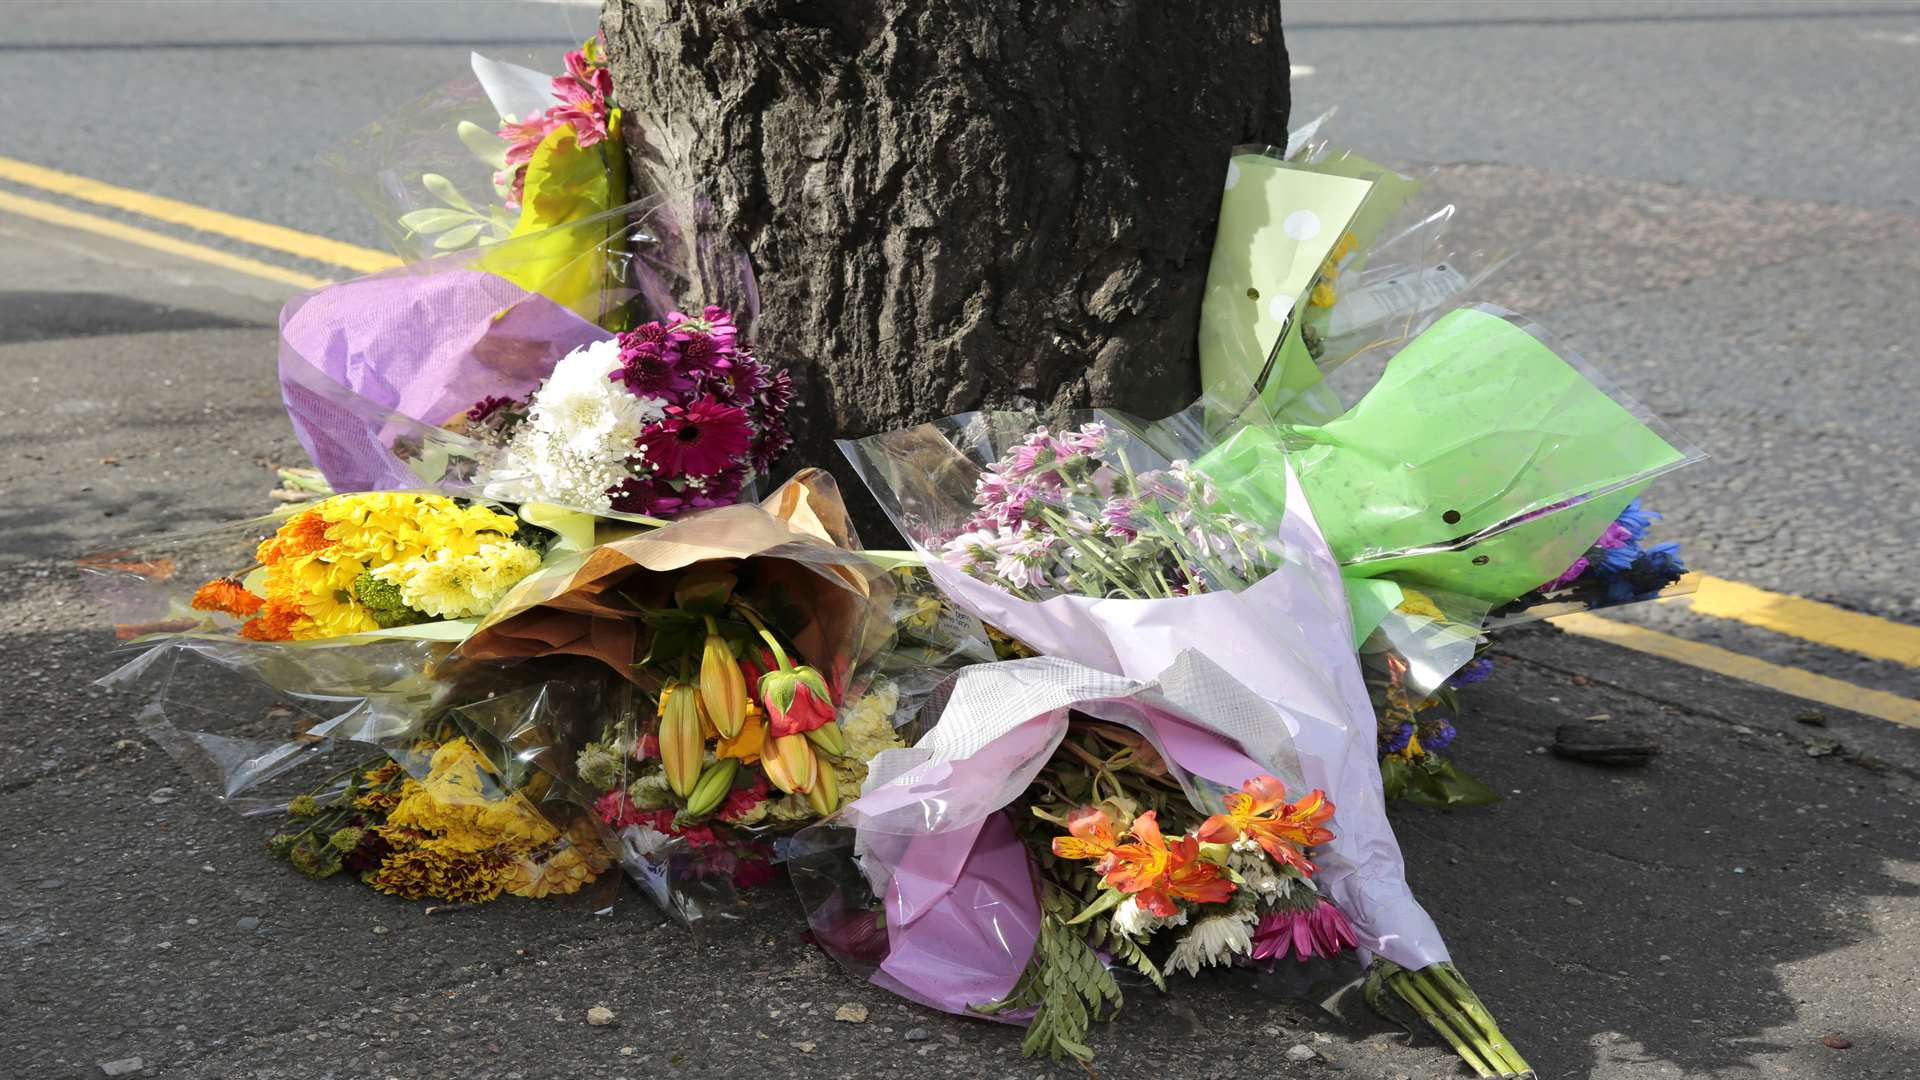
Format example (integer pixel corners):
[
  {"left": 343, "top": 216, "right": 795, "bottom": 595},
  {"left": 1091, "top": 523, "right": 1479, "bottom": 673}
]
[
  {"left": 1100, "top": 811, "right": 1234, "bottom": 918},
  {"left": 1050, "top": 806, "right": 1119, "bottom": 872},
  {"left": 1195, "top": 776, "right": 1336, "bottom": 876}
]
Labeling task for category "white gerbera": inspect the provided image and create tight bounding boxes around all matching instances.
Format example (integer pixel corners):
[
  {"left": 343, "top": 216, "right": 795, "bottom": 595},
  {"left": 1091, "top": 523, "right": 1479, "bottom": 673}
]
[{"left": 1163, "top": 911, "right": 1257, "bottom": 978}]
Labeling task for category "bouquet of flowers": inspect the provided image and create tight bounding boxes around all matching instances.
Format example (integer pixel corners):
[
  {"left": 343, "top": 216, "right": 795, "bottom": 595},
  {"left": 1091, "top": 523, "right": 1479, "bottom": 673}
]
[
  {"left": 325, "top": 39, "right": 627, "bottom": 260},
  {"left": 455, "top": 305, "right": 791, "bottom": 516},
  {"left": 181, "top": 492, "right": 551, "bottom": 642},
  {"left": 276, "top": 195, "right": 770, "bottom": 512},
  {"left": 791, "top": 655, "right": 1526, "bottom": 1073}
]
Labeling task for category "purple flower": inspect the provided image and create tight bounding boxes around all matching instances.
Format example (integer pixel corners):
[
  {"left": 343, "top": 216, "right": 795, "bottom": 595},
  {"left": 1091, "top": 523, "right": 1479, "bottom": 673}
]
[
  {"left": 1543, "top": 556, "right": 1590, "bottom": 592},
  {"left": 466, "top": 394, "right": 517, "bottom": 423},
  {"left": 1421, "top": 718, "right": 1457, "bottom": 751},
  {"left": 1381, "top": 722, "right": 1414, "bottom": 755},
  {"left": 1101, "top": 497, "right": 1140, "bottom": 538},
  {"left": 1448, "top": 656, "right": 1494, "bottom": 688}
]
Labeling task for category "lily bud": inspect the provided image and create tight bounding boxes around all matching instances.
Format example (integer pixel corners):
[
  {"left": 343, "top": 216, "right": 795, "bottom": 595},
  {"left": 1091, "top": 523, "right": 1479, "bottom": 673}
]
[
  {"left": 761, "top": 664, "right": 836, "bottom": 739},
  {"left": 658, "top": 682, "right": 706, "bottom": 798},
  {"left": 804, "top": 719, "right": 845, "bottom": 758},
  {"left": 699, "top": 634, "right": 748, "bottom": 738},
  {"left": 762, "top": 732, "right": 819, "bottom": 795},
  {"left": 806, "top": 760, "right": 840, "bottom": 817}
]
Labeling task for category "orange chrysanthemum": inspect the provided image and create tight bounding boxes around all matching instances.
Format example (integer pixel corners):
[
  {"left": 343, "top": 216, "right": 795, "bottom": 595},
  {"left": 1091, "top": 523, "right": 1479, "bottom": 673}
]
[
  {"left": 1099, "top": 810, "right": 1235, "bottom": 917},
  {"left": 238, "top": 597, "right": 305, "bottom": 641},
  {"left": 1194, "top": 776, "right": 1335, "bottom": 876},
  {"left": 190, "top": 576, "right": 264, "bottom": 617},
  {"left": 255, "top": 509, "right": 333, "bottom": 565}
]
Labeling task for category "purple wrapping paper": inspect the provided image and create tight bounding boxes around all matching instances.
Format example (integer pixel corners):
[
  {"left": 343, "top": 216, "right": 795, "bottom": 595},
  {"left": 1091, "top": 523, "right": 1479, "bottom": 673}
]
[{"left": 278, "top": 268, "right": 609, "bottom": 493}]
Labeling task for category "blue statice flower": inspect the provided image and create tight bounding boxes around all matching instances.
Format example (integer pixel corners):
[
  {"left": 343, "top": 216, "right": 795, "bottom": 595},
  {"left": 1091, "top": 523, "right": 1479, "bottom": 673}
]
[
  {"left": 1421, "top": 718, "right": 1458, "bottom": 752},
  {"left": 1448, "top": 656, "right": 1495, "bottom": 688},
  {"left": 1382, "top": 722, "right": 1414, "bottom": 755}
]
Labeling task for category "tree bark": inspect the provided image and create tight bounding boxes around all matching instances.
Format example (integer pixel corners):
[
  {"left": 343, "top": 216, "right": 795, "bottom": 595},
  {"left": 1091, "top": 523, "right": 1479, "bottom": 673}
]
[{"left": 602, "top": 0, "right": 1289, "bottom": 526}]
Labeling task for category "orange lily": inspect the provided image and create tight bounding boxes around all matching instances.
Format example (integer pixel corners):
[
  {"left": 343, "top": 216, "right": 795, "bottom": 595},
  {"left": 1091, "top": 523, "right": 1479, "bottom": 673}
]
[
  {"left": 1050, "top": 806, "right": 1120, "bottom": 871},
  {"left": 1100, "top": 811, "right": 1234, "bottom": 917},
  {"left": 1195, "top": 776, "right": 1335, "bottom": 876}
]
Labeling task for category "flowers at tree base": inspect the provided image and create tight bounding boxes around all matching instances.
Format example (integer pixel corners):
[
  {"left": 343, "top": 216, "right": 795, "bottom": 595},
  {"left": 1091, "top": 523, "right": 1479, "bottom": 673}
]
[
  {"left": 189, "top": 493, "right": 545, "bottom": 641},
  {"left": 495, "top": 44, "right": 614, "bottom": 209},
  {"left": 938, "top": 422, "right": 1287, "bottom": 600},
  {"left": 466, "top": 308, "right": 791, "bottom": 518}
]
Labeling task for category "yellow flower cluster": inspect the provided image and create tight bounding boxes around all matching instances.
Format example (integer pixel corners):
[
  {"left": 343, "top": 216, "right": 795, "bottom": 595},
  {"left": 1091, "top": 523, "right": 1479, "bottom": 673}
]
[
  {"left": 372, "top": 542, "right": 543, "bottom": 619},
  {"left": 1308, "top": 232, "right": 1359, "bottom": 310},
  {"left": 366, "top": 738, "right": 608, "bottom": 902},
  {"left": 194, "top": 493, "right": 539, "bottom": 641}
]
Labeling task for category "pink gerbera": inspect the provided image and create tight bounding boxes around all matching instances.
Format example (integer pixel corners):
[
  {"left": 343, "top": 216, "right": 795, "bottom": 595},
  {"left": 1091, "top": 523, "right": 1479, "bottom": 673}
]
[
  {"left": 1250, "top": 898, "right": 1359, "bottom": 963},
  {"left": 641, "top": 397, "right": 752, "bottom": 477}
]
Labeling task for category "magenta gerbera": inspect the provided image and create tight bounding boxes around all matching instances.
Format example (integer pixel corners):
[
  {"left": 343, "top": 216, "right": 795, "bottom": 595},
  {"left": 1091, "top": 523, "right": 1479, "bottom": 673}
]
[{"left": 642, "top": 397, "right": 752, "bottom": 477}]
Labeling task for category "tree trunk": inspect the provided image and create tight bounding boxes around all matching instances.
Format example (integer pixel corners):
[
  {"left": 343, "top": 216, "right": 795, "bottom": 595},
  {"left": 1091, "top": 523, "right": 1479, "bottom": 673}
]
[{"left": 602, "top": 0, "right": 1289, "bottom": 528}]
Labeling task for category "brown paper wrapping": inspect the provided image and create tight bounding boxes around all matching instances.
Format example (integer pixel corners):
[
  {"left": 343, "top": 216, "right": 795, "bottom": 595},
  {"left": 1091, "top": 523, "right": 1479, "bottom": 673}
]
[{"left": 455, "top": 470, "right": 894, "bottom": 689}]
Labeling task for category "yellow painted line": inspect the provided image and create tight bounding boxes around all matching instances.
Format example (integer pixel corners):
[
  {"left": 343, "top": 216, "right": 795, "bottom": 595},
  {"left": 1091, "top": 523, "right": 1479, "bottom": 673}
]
[
  {"left": 0, "top": 188, "right": 331, "bottom": 290},
  {"left": 0, "top": 155, "right": 399, "bottom": 275},
  {"left": 1554, "top": 611, "right": 1920, "bottom": 729},
  {"left": 1689, "top": 574, "right": 1920, "bottom": 668}
]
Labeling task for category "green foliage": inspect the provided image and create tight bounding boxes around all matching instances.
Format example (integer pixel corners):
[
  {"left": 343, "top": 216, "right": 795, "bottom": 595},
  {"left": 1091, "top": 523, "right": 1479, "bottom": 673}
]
[
  {"left": 352, "top": 573, "right": 428, "bottom": 629},
  {"left": 975, "top": 884, "right": 1125, "bottom": 1063},
  {"left": 1381, "top": 752, "right": 1500, "bottom": 808}
]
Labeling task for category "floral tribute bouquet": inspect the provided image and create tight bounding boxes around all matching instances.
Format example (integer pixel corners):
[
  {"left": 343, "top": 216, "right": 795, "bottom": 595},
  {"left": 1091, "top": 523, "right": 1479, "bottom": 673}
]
[
  {"left": 324, "top": 39, "right": 628, "bottom": 260},
  {"left": 453, "top": 305, "right": 792, "bottom": 516},
  {"left": 181, "top": 492, "right": 550, "bottom": 642},
  {"left": 276, "top": 194, "right": 772, "bottom": 514},
  {"left": 442, "top": 470, "right": 917, "bottom": 919},
  {"left": 841, "top": 405, "right": 1532, "bottom": 1067},
  {"left": 790, "top": 655, "right": 1526, "bottom": 1074}
]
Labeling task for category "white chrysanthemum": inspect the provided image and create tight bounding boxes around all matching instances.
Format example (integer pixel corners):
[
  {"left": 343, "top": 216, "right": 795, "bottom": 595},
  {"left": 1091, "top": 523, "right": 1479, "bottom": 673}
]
[
  {"left": 1110, "top": 896, "right": 1188, "bottom": 940},
  {"left": 493, "top": 340, "right": 667, "bottom": 511},
  {"left": 1164, "top": 911, "right": 1257, "bottom": 978}
]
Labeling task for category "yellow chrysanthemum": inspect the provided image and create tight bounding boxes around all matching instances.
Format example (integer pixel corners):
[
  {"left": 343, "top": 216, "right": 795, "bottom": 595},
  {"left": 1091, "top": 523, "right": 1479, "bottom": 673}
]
[{"left": 372, "top": 541, "right": 542, "bottom": 619}]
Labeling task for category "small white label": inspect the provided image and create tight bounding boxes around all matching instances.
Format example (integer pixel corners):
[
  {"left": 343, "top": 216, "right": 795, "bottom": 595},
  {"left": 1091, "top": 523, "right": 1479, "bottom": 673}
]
[{"left": 1325, "top": 264, "right": 1469, "bottom": 339}]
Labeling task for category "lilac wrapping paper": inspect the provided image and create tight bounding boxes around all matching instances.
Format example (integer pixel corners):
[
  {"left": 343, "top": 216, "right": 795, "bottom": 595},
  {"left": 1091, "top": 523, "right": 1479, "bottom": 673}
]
[
  {"left": 832, "top": 460, "right": 1447, "bottom": 1016},
  {"left": 278, "top": 268, "right": 610, "bottom": 494}
]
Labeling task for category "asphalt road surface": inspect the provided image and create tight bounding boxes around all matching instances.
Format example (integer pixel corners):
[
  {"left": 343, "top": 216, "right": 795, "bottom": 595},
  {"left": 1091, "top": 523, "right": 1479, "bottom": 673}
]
[{"left": 2, "top": 3, "right": 1917, "bottom": 1079}]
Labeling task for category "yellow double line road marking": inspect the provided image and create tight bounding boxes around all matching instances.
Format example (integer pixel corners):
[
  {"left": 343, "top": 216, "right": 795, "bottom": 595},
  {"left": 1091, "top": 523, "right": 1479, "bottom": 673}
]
[
  {"left": 0, "top": 154, "right": 397, "bottom": 278},
  {"left": 0, "top": 188, "right": 333, "bottom": 290},
  {"left": 1555, "top": 612, "right": 1920, "bottom": 728},
  {"left": 1, "top": 155, "right": 1916, "bottom": 725}
]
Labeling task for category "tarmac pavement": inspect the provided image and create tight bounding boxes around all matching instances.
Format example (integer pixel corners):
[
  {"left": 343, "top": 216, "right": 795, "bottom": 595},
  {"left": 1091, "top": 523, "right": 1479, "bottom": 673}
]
[{"left": 3, "top": 3, "right": 1919, "bottom": 1079}]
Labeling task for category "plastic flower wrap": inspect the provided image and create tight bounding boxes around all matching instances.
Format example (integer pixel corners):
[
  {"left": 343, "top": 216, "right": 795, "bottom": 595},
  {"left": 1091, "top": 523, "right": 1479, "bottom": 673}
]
[
  {"left": 842, "top": 401, "right": 1453, "bottom": 986},
  {"left": 323, "top": 41, "right": 627, "bottom": 261},
  {"left": 1199, "top": 119, "right": 1510, "bottom": 426},
  {"left": 788, "top": 655, "right": 1524, "bottom": 1071},
  {"left": 275, "top": 193, "right": 781, "bottom": 515}
]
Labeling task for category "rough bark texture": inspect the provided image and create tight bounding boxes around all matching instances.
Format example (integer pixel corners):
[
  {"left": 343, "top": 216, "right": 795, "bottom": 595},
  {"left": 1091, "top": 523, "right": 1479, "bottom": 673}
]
[{"left": 603, "top": 1, "right": 1289, "bottom": 527}]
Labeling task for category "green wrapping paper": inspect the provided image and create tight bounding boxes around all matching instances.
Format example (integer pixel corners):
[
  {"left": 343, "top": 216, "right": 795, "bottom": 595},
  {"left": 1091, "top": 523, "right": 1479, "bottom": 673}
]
[{"left": 1284, "top": 306, "right": 1694, "bottom": 603}]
